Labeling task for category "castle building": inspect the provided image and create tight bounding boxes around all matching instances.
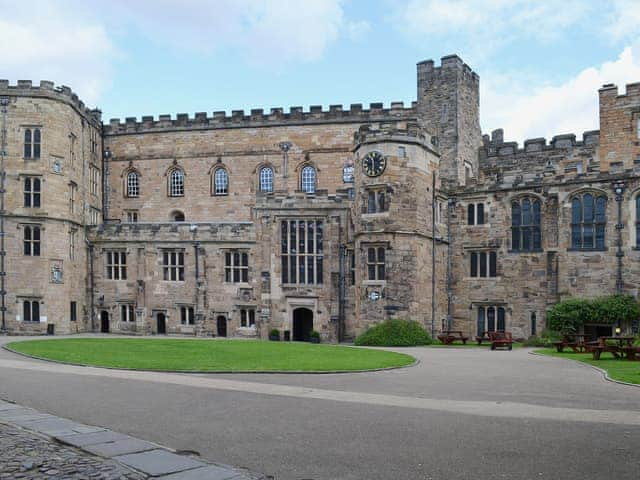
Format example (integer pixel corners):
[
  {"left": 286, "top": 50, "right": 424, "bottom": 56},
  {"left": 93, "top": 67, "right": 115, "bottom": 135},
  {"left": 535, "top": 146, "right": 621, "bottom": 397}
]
[{"left": 1, "top": 55, "right": 639, "bottom": 341}]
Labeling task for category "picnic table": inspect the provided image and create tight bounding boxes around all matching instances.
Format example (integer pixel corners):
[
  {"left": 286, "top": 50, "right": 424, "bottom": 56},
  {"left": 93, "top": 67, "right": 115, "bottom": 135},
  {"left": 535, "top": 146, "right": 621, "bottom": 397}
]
[
  {"left": 589, "top": 336, "right": 638, "bottom": 360},
  {"left": 488, "top": 331, "right": 513, "bottom": 351},
  {"left": 437, "top": 330, "right": 469, "bottom": 345},
  {"left": 475, "top": 331, "right": 492, "bottom": 345},
  {"left": 551, "top": 334, "right": 592, "bottom": 353}
]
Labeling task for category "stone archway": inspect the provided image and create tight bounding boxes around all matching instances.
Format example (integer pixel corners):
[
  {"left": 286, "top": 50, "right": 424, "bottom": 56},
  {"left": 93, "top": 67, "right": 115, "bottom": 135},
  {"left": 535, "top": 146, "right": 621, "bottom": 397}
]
[{"left": 292, "top": 307, "right": 313, "bottom": 342}]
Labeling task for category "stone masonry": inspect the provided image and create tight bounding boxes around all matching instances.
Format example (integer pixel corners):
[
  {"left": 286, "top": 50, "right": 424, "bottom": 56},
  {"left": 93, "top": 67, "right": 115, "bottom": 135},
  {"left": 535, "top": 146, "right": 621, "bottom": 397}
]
[{"left": 1, "top": 55, "right": 639, "bottom": 341}]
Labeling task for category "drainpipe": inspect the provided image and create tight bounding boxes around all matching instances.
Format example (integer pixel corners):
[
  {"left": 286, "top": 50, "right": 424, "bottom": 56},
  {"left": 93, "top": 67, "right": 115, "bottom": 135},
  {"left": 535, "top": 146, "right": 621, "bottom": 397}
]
[
  {"left": 613, "top": 181, "right": 625, "bottom": 294},
  {"left": 0, "top": 97, "right": 8, "bottom": 332},
  {"left": 446, "top": 196, "right": 456, "bottom": 330},
  {"left": 431, "top": 174, "right": 436, "bottom": 338},
  {"left": 86, "top": 239, "right": 95, "bottom": 331}
]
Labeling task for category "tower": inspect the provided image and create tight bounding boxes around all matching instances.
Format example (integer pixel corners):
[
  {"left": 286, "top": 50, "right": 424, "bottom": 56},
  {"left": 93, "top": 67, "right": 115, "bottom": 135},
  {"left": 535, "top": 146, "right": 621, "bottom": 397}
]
[
  {"left": 417, "top": 55, "right": 482, "bottom": 188},
  {"left": 351, "top": 122, "right": 447, "bottom": 335}
]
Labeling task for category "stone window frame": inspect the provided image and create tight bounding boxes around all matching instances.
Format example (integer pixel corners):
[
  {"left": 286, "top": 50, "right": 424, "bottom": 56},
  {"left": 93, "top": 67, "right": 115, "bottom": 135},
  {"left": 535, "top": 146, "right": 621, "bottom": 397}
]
[
  {"left": 224, "top": 250, "right": 249, "bottom": 283},
  {"left": 259, "top": 166, "right": 274, "bottom": 193},
  {"left": 69, "top": 181, "right": 77, "bottom": 215},
  {"left": 366, "top": 245, "right": 386, "bottom": 281},
  {"left": 120, "top": 303, "right": 135, "bottom": 322},
  {"left": 162, "top": 249, "right": 185, "bottom": 282},
  {"left": 88, "top": 207, "right": 100, "bottom": 226},
  {"left": 23, "top": 126, "right": 42, "bottom": 160},
  {"left": 468, "top": 250, "right": 497, "bottom": 278},
  {"left": 239, "top": 308, "right": 256, "bottom": 328},
  {"left": 22, "top": 175, "right": 42, "bottom": 208},
  {"left": 364, "top": 186, "right": 388, "bottom": 214},
  {"left": 124, "top": 169, "right": 141, "bottom": 198},
  {"left": 167, "top": 167, "right": 185, "bottom": 197},
  {"left": 68, "top": 132, "right": 76, "bottom": 167},
  {"left": 300, "top": 165, "right": 317, "bottom": 194},
  {"left": 19, "top": 298, "right": 41, "bottom": 323},
  {"left": 22, "top": 223, "right": 42, "bottom": 257},
  {"left": 510, "top": 195, "right": 542, "bottom": 252},
  {"left": 466, "top": 202, "right": 486, "bottom": 226},
  {"left": 280, "top": 218, "right": 324, "bottom": 286},
  {"left": 69, "top": 228, "right": 77, "bottom": 261},
  {"left": 212, "top": 167, "right": 229, "bottom": 196},
  {"left": 70, "top": 301, "right": 77, "bottom": 322},
  {"left": 569, "top": 190, "right": 607, "bottom": 251},
  {"left": 179, "top": 305, "right": 195, "bottom": 325},
  {"left": 105, "top": 250, "right": 127, "bottom": 280},
  {"left": 475, "top": 304, "right": 507, "bottom": 336},
  {"left": 125, "top": 210, "right": 139, "bottom": 223},
  {"left": 89, "top": 164, "right": 100, "bottom": 196}
]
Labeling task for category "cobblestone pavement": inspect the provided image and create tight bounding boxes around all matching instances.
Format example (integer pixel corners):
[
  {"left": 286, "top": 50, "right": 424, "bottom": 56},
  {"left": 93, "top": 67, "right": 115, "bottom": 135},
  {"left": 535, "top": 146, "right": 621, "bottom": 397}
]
[{"left": 0, "top": 422, "right": 146, "bottom": 479}]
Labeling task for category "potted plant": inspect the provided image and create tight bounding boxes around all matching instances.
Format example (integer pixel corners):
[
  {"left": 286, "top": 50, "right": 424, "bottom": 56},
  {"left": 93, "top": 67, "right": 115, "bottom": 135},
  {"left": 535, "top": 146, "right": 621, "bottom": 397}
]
[
  {"left": 309, "top": 330, "right": 320, "bottom": 344},
  {"left": 269, "top": 328, "right": 280, "bottom": 341}
]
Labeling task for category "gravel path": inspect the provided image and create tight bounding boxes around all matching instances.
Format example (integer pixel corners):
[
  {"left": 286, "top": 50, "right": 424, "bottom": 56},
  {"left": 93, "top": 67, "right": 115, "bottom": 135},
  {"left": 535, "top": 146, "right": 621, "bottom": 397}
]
[{"left": 0, "top": 423, "right": 146, "bottom": 479}]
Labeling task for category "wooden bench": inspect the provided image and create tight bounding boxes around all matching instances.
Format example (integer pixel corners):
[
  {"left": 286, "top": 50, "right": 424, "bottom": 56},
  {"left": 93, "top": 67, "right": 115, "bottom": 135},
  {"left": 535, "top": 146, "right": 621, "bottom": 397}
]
[
  {"left": 621, "top": 346, "right": 640, "bottom": 361},
  {"left": 552, "top": 334, "right": 592, "bottom": 353},
  {"left": 475, "top": 331, "right": 492, "bottom": 345},
  {"left": 489, "top": 331, "right": 513, "bottom": 351},
  {"left": 437, "top": 330, "right": 469, "bottom": 345}
]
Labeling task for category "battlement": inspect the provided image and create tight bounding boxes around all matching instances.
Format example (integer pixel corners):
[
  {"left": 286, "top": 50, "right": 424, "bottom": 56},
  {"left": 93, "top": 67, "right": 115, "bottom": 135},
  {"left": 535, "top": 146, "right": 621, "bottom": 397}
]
[
  {"left": 599, "top": 81, "right": 640, "bottom": 102},
  {"left": 353, "top": 121, "right": 438, "bottom": 152},
  {"left": 481, "top": 129, "right": 600, "bottom": 158},
  {"left": 0, "top": 79, "right": 102, "bottom": 125},
  {"left": 417, "top": 54, "right": 480, "bottom": 85},
  {"left": 104, "top": 101, "right": 418, "bottom": 135}
]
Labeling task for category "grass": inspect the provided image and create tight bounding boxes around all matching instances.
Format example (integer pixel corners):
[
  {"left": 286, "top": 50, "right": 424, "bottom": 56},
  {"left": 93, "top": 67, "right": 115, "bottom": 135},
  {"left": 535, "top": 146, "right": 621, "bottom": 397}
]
[
  {"left": 6, "top": 338, "right": 415, "bottom": 373},
  {"left": 534, "top": 348, "right": 640, "bottom": 385}
]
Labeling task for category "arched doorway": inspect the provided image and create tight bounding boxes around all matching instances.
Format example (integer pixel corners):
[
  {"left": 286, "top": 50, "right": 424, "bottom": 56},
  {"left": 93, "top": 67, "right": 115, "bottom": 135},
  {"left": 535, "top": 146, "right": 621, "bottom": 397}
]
[
  {"left": 156, "top": 312, "right": 167, "bottom": 334},
  {"left": 216, "top": 315, "right": 227, "bottom": 337},
  {"left": 100, "top": 311, "right": 109, "bottom": 333},
  {"left": 293, "top": 307, "right": 313, "bottom": 342}
]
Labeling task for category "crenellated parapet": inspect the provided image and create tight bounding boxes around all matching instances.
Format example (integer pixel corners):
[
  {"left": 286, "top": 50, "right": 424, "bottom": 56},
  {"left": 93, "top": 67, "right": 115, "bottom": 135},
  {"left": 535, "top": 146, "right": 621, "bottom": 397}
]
[
  {"left": 352, "top": 121, "right": 439, "bottom": 153},
  {"left": 0, "top": 79, "right": 102, "bottom": 126},
  {"left": 104, "top": 102, "right": 417, "bottom": 135},
  {"left": 481, "top": 129, "right": 599, "bottom": 158}
]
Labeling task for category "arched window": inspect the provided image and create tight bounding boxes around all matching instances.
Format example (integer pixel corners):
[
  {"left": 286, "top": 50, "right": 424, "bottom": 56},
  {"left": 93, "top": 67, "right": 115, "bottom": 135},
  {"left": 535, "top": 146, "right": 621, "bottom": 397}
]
[
  {"left": 259, "top": 166, "right": 273, "bottom": 193},
  {"left": 213, "top": 168, "right": 229, "bottom": 195},
  {"left": 301, "top": 165, "right": 316, "bottom": 193},
  {"left": 511, "top": 197, "right": 541, "bottom": 251},
  {"left": 126, "top": 171, "right": 140, "bottom": 198},
  {"left": 571, "top": 192, "right": 606, "bottom": 249},
  {"left": 169, "top": 168, "right": 184, "bottom": 197},
  {"left": 171, "top": 211, "right": 185, "bottom": 222}
]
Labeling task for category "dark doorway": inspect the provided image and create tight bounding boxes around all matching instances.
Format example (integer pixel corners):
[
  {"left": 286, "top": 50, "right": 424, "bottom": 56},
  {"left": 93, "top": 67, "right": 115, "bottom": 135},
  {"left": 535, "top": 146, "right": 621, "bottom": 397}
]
[
  {"left": 216, "top": 315, "right": 227, "bottom": 337},
  {"left": 157, "top": 313, "right": 167, "bottom": 334},
  {"left": 293, "top": 307, "right": 313, "bottom": 342},
  {"left": 100, "top": 311, "right": 109, "bottom": 333},
  {"left": 584, "top": 324, "right": 612, "bottom": 341}
]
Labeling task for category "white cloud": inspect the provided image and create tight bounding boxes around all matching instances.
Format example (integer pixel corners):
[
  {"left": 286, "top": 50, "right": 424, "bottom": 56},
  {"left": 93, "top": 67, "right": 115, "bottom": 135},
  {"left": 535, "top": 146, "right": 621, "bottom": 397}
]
[
  {"left": 481, "top": 42, "right": 640, "bottom": 142},
  {"left": 0, "top": 1, "right": 116, "bottom": 105},
  {"left": 605, "top": 0, "right": 640, "bottom": 42},
  {"left": 398, "top": 0, "right": 592, "bottom": 56}
]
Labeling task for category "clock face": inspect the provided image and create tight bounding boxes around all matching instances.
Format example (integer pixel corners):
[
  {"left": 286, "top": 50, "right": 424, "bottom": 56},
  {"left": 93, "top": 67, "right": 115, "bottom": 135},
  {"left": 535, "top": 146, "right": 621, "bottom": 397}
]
[{"left": 362, "top": 151, "right": 387, "bottom": 177}]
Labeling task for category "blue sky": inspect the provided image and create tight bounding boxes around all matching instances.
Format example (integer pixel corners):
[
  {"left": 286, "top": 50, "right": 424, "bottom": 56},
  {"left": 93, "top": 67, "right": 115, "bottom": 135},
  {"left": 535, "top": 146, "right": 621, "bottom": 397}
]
[{"left": 2, "top": 0, "right": 640, "bottom": 141}]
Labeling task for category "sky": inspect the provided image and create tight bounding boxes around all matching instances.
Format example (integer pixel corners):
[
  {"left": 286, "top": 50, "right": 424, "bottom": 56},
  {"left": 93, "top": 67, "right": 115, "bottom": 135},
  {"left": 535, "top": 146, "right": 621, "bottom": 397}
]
[{"left": 1, "top": 0, "right": 639, "bottom": 143}]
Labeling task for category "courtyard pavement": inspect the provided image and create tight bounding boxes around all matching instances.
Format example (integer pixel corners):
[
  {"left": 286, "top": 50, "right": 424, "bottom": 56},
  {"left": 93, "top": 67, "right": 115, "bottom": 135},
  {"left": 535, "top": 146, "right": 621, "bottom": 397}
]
[{"left": 0, "top": 335, "right": 639, "bottom": 479}]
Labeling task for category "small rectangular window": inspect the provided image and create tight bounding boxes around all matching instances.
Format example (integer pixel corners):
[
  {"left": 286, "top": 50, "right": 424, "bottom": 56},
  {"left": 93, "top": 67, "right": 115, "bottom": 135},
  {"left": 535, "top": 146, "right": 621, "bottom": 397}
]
[
  {"left": 126, "top": 210, "right": 139, "bottom": 223},
  {"left": 162, "top": 250, "right": 185, "bottom": 281},
  {"left": 470, "top": 250, "right": 497, "bottom": 278},
  {"left": 70, "top": 301, "right": 77, "bottom": 322},
  {"left": 225, "top": 251, "right": 249, "bottom": 283},
  {"left": 121, "top": 304, "right": 135, "bottom": 322},
  {"left": 23, "top": 177, "right": 41, "bottom": 208},
  {"left": 180, "top": 306, "right": 195, "bottom": 325},
  {"left": 366, "top": 246, "right": 386, "bottom": 281},
  {"left": 69, "top": 229, "right": 77, "bottom": 260},
  {"left": 240, "top": 308, "right": 256, "bottom": 327},
  {"left": 22, "top": 300, "right": 40, "bottom": 322},
  {"left": 23, "top": 225, "right": 41, "bottom": 256},
  {"left": 105, "top": 250, "right": 127, "bottom": 280}
]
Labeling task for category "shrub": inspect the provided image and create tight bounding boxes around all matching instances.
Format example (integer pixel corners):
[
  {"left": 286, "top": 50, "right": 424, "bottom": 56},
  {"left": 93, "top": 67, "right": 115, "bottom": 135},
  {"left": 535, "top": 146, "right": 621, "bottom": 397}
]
[
  {"left": 269, "top": 329, "right": 280, "bottom": 340},
  {"left": 309, "top": 330, "right": 320, "bottom": 339},
  {"left": 355, "top": 319, "right": 432, "bottom": 347},
  {"left": 546, "top": 295, "right": 640, "bottom": 334},
  {"left": 522, "top": 329, "right": 561, "bottom": 347}
]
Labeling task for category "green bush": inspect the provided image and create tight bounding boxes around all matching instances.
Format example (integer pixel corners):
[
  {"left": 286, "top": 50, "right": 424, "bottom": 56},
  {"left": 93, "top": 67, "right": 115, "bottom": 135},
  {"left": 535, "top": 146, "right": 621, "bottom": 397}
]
[
  {"left": 522, "top": 329, "right": 561, "bottom": 347},
  {"left": 547, "top": 295, "right": 640, "bottom": 334},
  {"left": 355, "top": 319, "right": 432, "bottom": 347},
  {"left": 310, "top": 330, "right": 320, "bottom": 340},
  {"left": 269, "top": 329, "right": 280, "bottom": 340}
]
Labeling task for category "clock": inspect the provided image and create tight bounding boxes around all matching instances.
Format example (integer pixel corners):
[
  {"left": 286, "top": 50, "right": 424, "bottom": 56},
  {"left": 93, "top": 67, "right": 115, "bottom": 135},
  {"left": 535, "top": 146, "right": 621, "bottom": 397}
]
[{"left": 362, "top": 151, "right": 387, "bottom": 177}]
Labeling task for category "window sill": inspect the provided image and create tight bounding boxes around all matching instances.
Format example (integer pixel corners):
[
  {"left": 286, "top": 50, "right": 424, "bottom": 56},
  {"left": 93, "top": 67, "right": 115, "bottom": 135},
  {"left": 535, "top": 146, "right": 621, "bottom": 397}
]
[
  {"left": 508, "top": 249, "right": 543, "bottom": 254},
  {"left": 362, "top": 212, "right": 390, "bottom": 218},
  {"left": 363, "top": 280, "right": 386, "bottom": 286},
  {"left": 465, "top": 276, "right": 500, "bottom": 280},
  {"left": 282, "top": 283, "right": 323, "bottom": 288},
  {"left": 566, "top": 248, "right": 608, "bottom": 252},
  {"left": 23, "top": 157, "right": 41, "bottom": 161}
]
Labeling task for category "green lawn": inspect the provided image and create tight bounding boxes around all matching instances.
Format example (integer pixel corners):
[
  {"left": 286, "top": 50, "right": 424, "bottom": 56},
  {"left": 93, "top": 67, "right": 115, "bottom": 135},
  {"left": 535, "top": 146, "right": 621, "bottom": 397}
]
[
  {"left": 6, "top": 338, "right": 415, "bottom": 373},
  {"left": 535, "top": 348, "right": 640, "bottom": 385}
]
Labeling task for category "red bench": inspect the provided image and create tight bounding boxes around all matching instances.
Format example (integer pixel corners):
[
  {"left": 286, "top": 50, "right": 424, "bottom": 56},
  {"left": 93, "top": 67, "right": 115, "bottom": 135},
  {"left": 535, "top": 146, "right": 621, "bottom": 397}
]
[
  {"left": 437, "top": 330, "right": 469, "bottom": 345},
  {"left": 488, "top": 331, "right": 513, "bottom": 351}
]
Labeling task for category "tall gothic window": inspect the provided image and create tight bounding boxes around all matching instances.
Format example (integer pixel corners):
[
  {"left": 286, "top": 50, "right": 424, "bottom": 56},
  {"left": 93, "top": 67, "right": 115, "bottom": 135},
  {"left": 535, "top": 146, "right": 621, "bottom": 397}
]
[
  {"left": 259, "top": 166, "right": 273, "bottom": 193},
  {"left": 477, "top": 305, "right": 506, "bottom": 335},
  {"left": 169, "top": 168, "right": 184, "bottom": 197},
  {"left": 24, "top": 128, "right": 41, "bottom": 159},
  {"left": 23, "top": 300, "right": 40, "bottom": 322},
  {"left": 511, "top": 197, "right": 541, "bottom": 251},
  {"left": 469, "top": 251, "right": 497, "bottom": 277},
  {"left": 281, "top": 220, "right": 323, "bottom": 284},
  {"left": 467, "top": 203, "right": 485, "bottom": 225},
  {"left": 301, "top": 166, "right": 316, "bottom": 193},
  {"left": 127, "top": 171, "right": 140, "bottom": 198},
  {"left": 24, "top": 177, "right": 41, "bottom": 208},
  {"left": 213, "top": 168, "right": 229, "bottom": 195},
  {"left": 571, "top": 193, "right": 606, "bottom": 250}
]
